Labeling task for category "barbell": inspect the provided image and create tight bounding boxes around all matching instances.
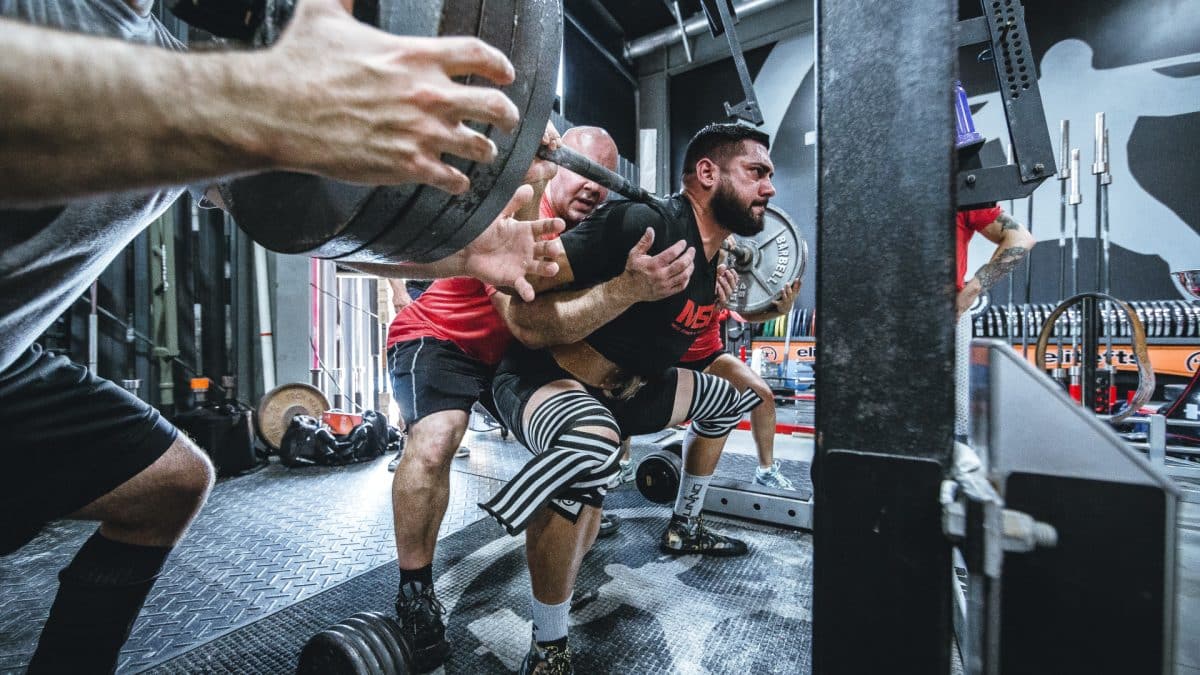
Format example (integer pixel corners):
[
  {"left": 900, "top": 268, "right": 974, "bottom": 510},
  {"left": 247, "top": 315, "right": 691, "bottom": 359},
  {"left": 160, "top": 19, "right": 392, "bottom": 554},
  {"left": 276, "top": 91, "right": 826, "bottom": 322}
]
[
  {"left": 297, "top": 611, "right": 416, "bottom": 674},
  {"left": 175, "top": 0, "right": 806, "bottom": 308}
]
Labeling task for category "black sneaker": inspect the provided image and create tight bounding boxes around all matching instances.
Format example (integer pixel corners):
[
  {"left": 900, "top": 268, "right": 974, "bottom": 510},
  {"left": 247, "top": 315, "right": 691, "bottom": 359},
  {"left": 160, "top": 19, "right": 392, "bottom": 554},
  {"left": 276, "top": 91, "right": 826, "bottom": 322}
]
[
  {"left": 394, "top": 582, "right": 450, "bottom": 672},
  {"left": 518, "top": 639, "right": 573, "bottom": 675},
  {"left": 660, "top": 515, "right": 748, "bottom": 557},
  {"left": 596, "top": 513, "right": 621, "bottom": 538}
]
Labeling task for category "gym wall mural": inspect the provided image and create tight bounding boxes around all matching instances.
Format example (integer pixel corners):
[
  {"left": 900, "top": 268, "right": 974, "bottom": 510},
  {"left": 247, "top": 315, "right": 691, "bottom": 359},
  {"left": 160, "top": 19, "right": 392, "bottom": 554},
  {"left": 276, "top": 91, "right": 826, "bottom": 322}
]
[
  {"left": 669, "top": 0, "right": 1200, "bottom": 308},
  {"left": 961, "top": 0, "right": 1200, "bottom": 303}
]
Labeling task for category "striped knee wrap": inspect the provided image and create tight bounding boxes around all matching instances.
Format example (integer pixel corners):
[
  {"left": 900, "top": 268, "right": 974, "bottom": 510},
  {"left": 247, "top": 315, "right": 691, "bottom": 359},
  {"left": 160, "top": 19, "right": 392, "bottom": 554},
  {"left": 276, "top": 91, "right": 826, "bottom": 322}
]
[
  {"left": 480, "top": 390, "right": 621, "bottom": 535},
  {"left": 687, "top": 371, "right": 764, "bottom": 438}
]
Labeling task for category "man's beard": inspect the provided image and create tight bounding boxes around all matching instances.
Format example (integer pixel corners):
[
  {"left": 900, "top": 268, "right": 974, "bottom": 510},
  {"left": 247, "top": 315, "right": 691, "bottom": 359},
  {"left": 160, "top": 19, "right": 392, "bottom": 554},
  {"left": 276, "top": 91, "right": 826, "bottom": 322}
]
[{"left": 711, "top": 178, "right": 765, "bottom": 236}]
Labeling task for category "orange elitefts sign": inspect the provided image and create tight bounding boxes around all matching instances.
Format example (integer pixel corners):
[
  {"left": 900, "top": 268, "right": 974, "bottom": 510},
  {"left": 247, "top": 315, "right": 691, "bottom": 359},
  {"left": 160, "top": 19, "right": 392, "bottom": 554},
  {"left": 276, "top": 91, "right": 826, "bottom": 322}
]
[{"left": 751, "top": 338, "right": 1200, "bottom": 378}]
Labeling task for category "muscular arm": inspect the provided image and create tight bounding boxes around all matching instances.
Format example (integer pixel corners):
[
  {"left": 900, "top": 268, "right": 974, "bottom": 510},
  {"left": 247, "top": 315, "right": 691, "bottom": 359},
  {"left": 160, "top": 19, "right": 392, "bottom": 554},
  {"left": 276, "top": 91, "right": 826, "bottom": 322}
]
[
  {"left": 496, "top": 229, "right": 695, "bottom": 349},
  {"left": 491, "top": 278, "right": 636, "bottom": 349},
  {"left": 957, "top": 211, "right": 1036, "bottom": 315},
  {"left": 343, "top": 185, "right": 564, "bottom": 299},
  {"left": 1, "top": 0, "right": 519, "bottom": 206}
]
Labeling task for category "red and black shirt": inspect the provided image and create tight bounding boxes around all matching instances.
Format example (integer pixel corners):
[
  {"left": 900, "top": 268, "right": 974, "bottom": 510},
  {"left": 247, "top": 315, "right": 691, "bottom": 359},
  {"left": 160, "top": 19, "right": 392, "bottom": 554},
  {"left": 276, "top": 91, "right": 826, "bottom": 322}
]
[{"left": 560, "top": 194, "right": 719, "bottom": 376}]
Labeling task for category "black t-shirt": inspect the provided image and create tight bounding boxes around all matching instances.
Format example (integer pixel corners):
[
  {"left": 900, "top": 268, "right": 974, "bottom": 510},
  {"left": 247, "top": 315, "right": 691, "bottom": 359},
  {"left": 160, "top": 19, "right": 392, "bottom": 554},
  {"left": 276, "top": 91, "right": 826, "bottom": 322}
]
[{"left": 561, "top": 194, "right": 719, "bottom": 376}]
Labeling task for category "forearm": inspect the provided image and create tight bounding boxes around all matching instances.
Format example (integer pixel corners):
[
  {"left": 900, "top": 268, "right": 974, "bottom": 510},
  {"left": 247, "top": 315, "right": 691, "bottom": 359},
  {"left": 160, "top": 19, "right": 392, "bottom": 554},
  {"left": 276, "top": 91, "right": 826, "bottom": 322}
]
[
  {"left": 499, "top": 277, "right": 637, "bottom": 349},
  {"left": 970, "top": 244, "right": 1029, "bottom": 293},
  {"left": 0, "top": 20, "right": 283, "bottom": 206},
  {"left": 740, "top": 307, "right": 783, "bottom": 323},
  {"left": 343, "top": 258, "right": 463, "bottom": 280}
]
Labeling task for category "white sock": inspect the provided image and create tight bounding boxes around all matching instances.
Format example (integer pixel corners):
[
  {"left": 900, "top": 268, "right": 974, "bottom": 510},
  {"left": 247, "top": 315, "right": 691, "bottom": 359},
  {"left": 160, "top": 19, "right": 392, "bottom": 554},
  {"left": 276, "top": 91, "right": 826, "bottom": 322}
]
[
  {"left": 672, "top": 470, "right": 712, "bottom": 519},
  {"left": 530, "top": 593, "right": 571, "bottom": 644}
]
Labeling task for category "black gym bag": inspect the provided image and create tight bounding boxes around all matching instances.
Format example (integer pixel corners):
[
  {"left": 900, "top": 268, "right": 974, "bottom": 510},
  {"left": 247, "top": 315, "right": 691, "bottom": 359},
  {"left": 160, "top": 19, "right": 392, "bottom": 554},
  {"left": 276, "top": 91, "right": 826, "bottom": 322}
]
[{"left": 278, "top": 410, "right": 401, "bottom": 468}]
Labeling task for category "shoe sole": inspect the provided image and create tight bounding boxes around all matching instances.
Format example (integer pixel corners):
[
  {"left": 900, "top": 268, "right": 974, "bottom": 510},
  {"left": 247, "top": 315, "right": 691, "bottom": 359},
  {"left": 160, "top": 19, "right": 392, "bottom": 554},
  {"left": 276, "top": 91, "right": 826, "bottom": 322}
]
[
  {"left": 411, "top": 638, "right": 451, "bottom": 673},
  {"left": 658, "top": 542, "right": 749, "bottom": 557}
]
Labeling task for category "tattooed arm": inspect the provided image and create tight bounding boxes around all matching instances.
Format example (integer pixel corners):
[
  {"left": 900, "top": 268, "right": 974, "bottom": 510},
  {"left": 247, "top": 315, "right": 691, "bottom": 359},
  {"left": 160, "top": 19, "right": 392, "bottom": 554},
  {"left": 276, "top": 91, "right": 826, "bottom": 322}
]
[{"left": 956, "top": 211, "right": 1036, "bottom": 317}]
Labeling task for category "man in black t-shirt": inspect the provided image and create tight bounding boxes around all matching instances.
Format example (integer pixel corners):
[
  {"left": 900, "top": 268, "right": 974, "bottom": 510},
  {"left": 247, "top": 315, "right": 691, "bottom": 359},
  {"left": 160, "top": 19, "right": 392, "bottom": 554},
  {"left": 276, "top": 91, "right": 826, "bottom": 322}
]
[{"left": 485, "top": 123, "right": 777, "bottom": 674}]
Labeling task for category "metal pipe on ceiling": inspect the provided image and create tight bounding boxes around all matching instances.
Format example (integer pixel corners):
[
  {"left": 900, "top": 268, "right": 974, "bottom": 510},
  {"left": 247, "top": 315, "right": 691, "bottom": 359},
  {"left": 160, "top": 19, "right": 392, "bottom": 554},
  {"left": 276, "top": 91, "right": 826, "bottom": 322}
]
[{"left": 623, "top": 0, "right": 790, "bottom": 61}]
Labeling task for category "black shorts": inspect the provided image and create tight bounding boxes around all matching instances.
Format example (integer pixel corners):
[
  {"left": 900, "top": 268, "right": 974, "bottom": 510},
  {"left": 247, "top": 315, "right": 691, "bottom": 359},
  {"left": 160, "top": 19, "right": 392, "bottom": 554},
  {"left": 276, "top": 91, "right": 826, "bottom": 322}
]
[
  {"left": 0, "top": 344, "right": 179, "bottom": 555},
  {"left": 677, "top": 350, "right": 724, "bottom": 373},
  {"left": 388, "top": 337, "right": 497, "bottom": 427},
  {"left": 491, "top": 344, "right": 680, "bottom": 448}
]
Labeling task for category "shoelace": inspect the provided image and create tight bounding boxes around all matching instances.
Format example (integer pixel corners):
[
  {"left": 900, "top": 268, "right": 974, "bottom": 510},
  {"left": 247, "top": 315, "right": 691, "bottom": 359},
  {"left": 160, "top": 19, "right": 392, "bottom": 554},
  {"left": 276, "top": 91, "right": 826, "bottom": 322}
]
[
  {"left": 401, "top": 585, "right": 446, "bottom": 623},
  {"left": 690, "top": 516, "right": 722, "bottom": 548}
]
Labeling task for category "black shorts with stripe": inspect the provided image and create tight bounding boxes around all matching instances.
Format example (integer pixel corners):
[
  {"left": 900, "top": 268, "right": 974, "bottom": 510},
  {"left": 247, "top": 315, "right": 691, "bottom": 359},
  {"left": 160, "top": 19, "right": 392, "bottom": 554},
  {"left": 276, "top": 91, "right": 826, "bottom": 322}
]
[
  {"left": 491, "top": 343, "right": 680, "bottom": 450},
  {"left": 387, "top": 337, "right": 499, "bottom": 427}
]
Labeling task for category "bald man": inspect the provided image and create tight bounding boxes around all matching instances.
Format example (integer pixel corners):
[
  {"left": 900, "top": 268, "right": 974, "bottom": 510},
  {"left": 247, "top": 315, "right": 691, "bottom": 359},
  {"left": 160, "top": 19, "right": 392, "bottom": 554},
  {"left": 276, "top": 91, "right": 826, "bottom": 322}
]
[{"left": 382, "top": 126, "right": 692, "bottom": 672}]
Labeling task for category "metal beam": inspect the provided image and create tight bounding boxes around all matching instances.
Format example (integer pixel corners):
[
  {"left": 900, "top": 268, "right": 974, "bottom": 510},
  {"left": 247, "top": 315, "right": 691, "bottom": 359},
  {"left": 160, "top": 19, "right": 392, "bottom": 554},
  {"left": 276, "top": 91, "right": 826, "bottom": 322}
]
[
  {"left": 624, "top": 0, "right": 790, "bottom": 60},
  {"left": 813, "top": 0, "right": 957, "bottom": 671}
]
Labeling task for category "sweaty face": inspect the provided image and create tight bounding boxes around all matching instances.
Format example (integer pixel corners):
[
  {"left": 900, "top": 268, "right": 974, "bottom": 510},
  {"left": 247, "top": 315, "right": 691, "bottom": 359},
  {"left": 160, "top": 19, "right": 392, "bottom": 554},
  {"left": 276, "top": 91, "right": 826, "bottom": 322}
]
[
  {"left": 709, "top": 141, "right": 775, "bottom": 236},
  {"left": 711, "top": 175, "right": 766, "bottom": 236}
]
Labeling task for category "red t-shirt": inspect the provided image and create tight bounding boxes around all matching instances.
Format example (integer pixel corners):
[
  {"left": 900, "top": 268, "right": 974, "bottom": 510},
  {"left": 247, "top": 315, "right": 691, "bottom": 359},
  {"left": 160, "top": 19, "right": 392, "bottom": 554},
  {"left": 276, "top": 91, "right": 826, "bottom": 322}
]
[
  {"left": 386, "top": 277, "right": 511, "bottom": 365},
  {"left": 956, "top": 205, "right": 1002, "bottom": 290},
  {"left": 385, "top": 193, "right": 563, "bottom": 366},
  {"left": 680, "top": 307, "right": 730, "bottom": 362}
]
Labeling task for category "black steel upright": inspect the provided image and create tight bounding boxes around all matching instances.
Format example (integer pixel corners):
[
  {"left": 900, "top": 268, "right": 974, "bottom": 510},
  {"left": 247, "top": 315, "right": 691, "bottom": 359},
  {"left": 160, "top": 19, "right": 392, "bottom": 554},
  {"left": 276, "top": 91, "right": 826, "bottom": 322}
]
[{"left": 813, "top": 0, "right": 957, "bottom": 672}]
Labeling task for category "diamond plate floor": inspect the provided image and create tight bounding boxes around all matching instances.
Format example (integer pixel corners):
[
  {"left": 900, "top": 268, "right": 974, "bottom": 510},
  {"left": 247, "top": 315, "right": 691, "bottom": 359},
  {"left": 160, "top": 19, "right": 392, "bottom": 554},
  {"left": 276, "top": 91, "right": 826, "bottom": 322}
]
[
  {"left": 146, "top": 491, "right": 814, "bottom": 675},
  {"left": 8, "top": 423, "right": 1190, "bottom": 673},
  {"left": 0, "top": 443, "right": 506, "bottom": 674}
]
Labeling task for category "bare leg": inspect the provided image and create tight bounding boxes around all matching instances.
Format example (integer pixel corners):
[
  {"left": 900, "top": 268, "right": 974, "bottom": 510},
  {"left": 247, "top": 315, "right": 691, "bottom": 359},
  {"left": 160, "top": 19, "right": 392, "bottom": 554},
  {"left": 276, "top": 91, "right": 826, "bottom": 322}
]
[
  {"left": 69, "top": 435, "right": 215, "bottom": 546},
  {"left": 665, "top": 371, "right": 726, "bottom": 475},
  {"left": 705, "top": 354, "right": 776, "bottom": 469},
  {"left": 518, "top": 381, "right": 619, "bottom": 602},
  {"left": 391, "top": 409, "right": 469, "bottom": 569},
  {"left": 526, "top": 505, "right": 603, "bottom": 603},
  {"left": 31, "top": 436, "right": 214, "bottom": 674}
]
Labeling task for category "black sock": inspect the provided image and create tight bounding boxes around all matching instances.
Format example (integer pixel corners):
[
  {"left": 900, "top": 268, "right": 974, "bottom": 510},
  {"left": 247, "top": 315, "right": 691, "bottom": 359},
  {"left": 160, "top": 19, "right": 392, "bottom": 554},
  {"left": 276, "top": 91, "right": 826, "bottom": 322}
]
[
  {"left": 399, "top": 563, "right": 433, "bottom": 589},
  {"left": 535, "top": 635, "right": 569, "bottom": 652},
  {"left": 27, "top": 531, "right": 171, "bottom": 674}
]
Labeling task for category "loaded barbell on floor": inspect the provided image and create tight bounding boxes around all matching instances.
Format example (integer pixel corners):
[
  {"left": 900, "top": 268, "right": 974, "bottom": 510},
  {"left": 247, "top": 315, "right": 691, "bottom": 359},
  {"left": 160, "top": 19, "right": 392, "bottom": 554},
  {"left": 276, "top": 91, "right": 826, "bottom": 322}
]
[{"left": 297, "top": 611, "right": 415, "bottom": 675}]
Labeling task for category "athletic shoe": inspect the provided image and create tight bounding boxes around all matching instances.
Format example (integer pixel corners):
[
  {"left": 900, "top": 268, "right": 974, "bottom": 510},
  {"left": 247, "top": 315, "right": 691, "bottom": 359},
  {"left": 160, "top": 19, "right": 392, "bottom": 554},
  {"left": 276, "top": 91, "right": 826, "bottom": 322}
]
[
  {"left": 618, "top": 460, "right": 635, "bottom": 483},
  {"left": 518, "top": 639, "right": 573, "bottom": 675},
  {"left": 660, "top": 515, "right": 748, "bottom": 557},
  {"left": 387, "top": 451, "right": 403, "bottom": 472},
  {"left": 394, "top": 582, "right": 450, "bottom": 672},
  {"left": 454, "top": 446, "right": 470, "bottom": 458},
  {"left": 752, "top": 461, "right": 796, "bottom": 490},
  {"left": 596, "top": 513, "right": 621, "bottom": 538}
]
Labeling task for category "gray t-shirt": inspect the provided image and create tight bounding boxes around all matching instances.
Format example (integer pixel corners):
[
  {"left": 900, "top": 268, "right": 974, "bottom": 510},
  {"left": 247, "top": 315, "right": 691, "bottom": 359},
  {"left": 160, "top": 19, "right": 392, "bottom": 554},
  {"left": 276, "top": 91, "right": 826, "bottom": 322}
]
[{"left": 0, "top": 0, "right": 185, "bottom": 372}]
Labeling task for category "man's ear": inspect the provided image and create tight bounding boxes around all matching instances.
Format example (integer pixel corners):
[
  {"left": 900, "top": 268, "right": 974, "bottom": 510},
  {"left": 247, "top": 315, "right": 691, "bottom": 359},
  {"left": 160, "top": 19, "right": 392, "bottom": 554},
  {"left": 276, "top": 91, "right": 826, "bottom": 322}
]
[{"left": 694, "top": 157, "right": 720, "bottom": 189}]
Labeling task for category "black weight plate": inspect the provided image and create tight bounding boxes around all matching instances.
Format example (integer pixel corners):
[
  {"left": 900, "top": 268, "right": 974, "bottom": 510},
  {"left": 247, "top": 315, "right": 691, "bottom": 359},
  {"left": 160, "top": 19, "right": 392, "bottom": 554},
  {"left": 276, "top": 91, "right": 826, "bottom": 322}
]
[
  {"left": 379, "top": 0, "right": 525, "bottom": 264},
  {"left": 635, "top": 451, "right": 681, "bottom": 504},
  {"left": 298, "top": 626, "right": 375, "bottom": 675},
  {"left": 365, "top": 611, "right": 415, "bottom": 673},
  {"left": 328, "top": 624, "right": 386, "bottom": 675},
  {"left": 390, "top": 0, "right": 561, "bottom": 264},
  {"left": 342, "top": 614, "right": 399, "bottom": 675}
]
